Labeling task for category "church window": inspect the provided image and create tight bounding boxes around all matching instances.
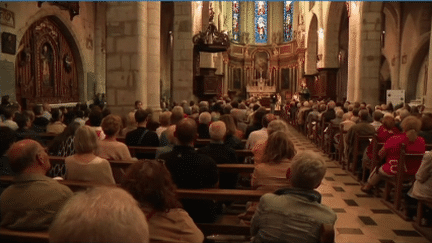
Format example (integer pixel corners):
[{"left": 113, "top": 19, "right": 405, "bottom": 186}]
[
  {"left": 283, "top": 1, "right": 294, "bottom": 42},
  {"left": 232, "top": 1, "right": 240, "bottom": 42},
  {"left": 255, "top": 1, "right": 267, "bottom": 44}
]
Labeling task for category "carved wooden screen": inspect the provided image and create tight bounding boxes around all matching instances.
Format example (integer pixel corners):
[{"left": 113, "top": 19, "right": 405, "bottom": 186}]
[{"left": 16, "top": 16, "right": 79, "bottom": 107}]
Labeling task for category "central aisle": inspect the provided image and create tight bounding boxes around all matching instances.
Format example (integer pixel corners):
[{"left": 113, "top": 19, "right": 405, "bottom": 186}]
[{"left": 285, "top": 125, "right": 428, "bottom": 243}]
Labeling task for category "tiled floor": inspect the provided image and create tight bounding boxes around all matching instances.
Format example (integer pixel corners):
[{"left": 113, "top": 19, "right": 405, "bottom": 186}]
[{"left": 286, "top": 126, "right": 429, "bottom": 243}]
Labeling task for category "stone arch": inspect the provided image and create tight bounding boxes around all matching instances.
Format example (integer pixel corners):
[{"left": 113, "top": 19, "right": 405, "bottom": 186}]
[
  {"left": 15, "top": 15, "right": 85, "bottom": 105},
  {"left": 406, "top": 33, "right": 430, "bottom": 102},
  {"left": 305, "top": 14, "right": 318, "bottom": 75},
  {"left": 323, "top": 2, "right": 346, "bottom": 68},
  {"left": 17, "top": 10, "right": 86, "bottom": 102}
]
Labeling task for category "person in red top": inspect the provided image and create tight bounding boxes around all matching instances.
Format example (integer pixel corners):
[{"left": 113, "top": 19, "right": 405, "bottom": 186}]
[
  {"left": 362, "top": 116, "right": 425, "bottom": 193},
  {"left": 362, "top": 114, "right": 400, "bottom": 168}
]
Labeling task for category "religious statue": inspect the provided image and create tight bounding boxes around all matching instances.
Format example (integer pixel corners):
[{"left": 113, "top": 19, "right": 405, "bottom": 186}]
[{"left": 40, "top": 44, "right": 53, "bottom": 86}]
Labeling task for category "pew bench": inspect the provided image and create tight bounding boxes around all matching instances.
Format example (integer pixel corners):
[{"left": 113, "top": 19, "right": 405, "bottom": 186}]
[
  {"left": 381, "top": 144, "right": 424, "bottom": 221},
  {"left": 412, "top": 200, "right": 432, "bottom": 242},
  {"left": 0, "top": 227, "right": 49, "bottom": 243}
]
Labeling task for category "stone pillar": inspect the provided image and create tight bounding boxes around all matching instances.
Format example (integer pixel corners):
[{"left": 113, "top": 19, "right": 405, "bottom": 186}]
[
  {"left": 105, "top": 2, "right": 160, "bottom": 116},
  {"left": 423, "top": 18, "right": 432, "bottom": 113},
  {"left": 94, "top": 2, "right": 107, "bottom": 95},
  {"left": 173, "top": 2, "right": 194, "bottom": 103},
  {"left": 146, "top": 2, "right": 161, "bottom": 115}
]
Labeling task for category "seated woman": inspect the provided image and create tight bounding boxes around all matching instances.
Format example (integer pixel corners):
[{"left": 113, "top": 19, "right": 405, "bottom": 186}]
[
  {"left": 251, "top": 131, "right": 296, "bottom": 191},
  {"left": 409, "top": 151, "right": 432, "bottom": 201},
  {"left": 122, "top": 160, "right": 204, "bottom": 243},
  {"left": 252, "top": 120, "right": 290, "bottom": 165},
  {"left": 65, "top": 125, "right": 115, "bottom": 184},
  {"left": 219, "top": 114, "right": 244, "bottom": 150},
  {"left": 96, "top": 114, "right": 134, "bottom": 161},
  {"left": 362, "top": 114, "right": 400, "bottom": 169},
  {"left": 46, "top": 108, "right": 66, "bottom": 134},
  {"left": 362, "top": 116, "right": 425, "bottom": 193},
  {"left": 48, "top": 122, "right": 80, "bottom": 157}
]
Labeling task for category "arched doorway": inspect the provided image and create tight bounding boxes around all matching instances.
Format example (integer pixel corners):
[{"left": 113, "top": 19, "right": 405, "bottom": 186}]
[{"left": 15, "top": 16, "right": 81, "bottom": 108}]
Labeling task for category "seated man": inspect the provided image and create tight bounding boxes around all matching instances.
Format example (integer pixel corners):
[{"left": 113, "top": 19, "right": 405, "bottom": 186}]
[
  {"left": 251, "top": 151, "right": 337, "bottom": 243},
  {"left": 49, "top": 187, "right": 149, "bottom": 243},
  {"left": 198, "top": 121, "right": 238, "bottom": 189},
  {"left": 126, "top": 109, "right": 159, "bottom": 158},
  {"left": 1, "top": 139, "right": 74, "bottom": 230},
  {"left": 159, "top": 118, "right": 219, "bottom": 223}
]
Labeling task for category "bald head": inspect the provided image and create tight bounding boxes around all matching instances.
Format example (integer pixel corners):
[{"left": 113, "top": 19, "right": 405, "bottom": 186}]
[
  {"left": 7, "top": 139, "right": 48, "bottom": 174},
  {"left": 175, "top": 118, "right": 197, "bottom": 145},
  {"left": 209, "top": 121, "right": 226, "bottom": 141}
]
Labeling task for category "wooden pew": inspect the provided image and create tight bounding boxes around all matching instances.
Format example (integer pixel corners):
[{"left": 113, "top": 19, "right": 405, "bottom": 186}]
[
  {"left": 0, "top": 176, "right": 266, "bottom": 201},
  {"left": 325, "top": 124, "right": 340, "bottom": 159},
  {"left": 412, "top": 200, "right": 432, "bottom": 242},
  {"left": 338, "top": 126, "right": 348, "bottom": 169},
  {"left": 347, "top": 133, "right": 373, "bottom": 178},
  {"left": 381, "top": 144, "right": 424, "bottom": 220},
  {"left": 0, "top": 227, "right": 49, "bottom": 243},
  {"left": 361, "top": 134, "right": 384, "bottom": 184},
  {"left": 49, "top": 156, "right": 255, "bottom": 174}
]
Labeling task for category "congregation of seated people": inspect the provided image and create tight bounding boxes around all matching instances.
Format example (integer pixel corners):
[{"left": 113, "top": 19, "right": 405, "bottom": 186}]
[
  {"left": 12, "top": 94, "right": 432, "bottom": 241},
  {"left": 285, "top": 98, "right": 432, "bottom": 223}
]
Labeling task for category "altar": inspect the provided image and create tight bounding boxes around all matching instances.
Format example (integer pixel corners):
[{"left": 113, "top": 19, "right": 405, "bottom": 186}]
[{"left": 246, "top": 79, "right": 276, "bottom": 98}]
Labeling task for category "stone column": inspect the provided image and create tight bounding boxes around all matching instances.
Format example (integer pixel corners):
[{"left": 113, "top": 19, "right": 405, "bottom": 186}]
[
  {"left": 146, "top": 2, "right": 161, "bottom": 115},
  {"left": 423, "top": 18, "right": 432, "bottom": 113},
  {"left": 105, "top": 2, "right": 160, "bottom": 116},
  {"left": 172, "top": 2, "right": 194, "bottom": 102},
  {"left": 94, "top": 2, "right": 107, "bottom": 95}
]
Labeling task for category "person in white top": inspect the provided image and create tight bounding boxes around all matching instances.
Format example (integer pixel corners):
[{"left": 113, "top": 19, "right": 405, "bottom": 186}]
[
  {"left": 1, "top": 107, "right": 18, "bottom": 131},
  {"left": 246, "top": 113, "right": 276, "bottom": 150},
  {"left": 65, "top": 125, "right": 115, "bottom": 185}
]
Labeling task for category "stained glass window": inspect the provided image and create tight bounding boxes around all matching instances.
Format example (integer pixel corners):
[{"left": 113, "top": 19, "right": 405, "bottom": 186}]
[
  {"left": 255, "top": 1, "right": 267, "bottom": 44},
  {"left": 232, "top": 1, "right": 240, "bottom": 42},
  {"left": 284, "top": 1, "right": 294, "bottom": 42}
]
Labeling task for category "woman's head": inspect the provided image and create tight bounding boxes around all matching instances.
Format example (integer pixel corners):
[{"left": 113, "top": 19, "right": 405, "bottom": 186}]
[
  {"left": 219, "top": 114, "right": 236, "bottom": 136},
  {"left": 267, "top": 120, "right": 289, "bottom": 136},
  {"left": 381, "top": 114, "right": 395, "bottom": 130},
  {"left": 101, "top": 114, "right": 122, "bottom": 137},
  {"left": 122, "top": 160, "right": 181, "bottom": 211},
  {"left": 262, "top": 131, "right": 296, "bottom": 163},
  {"left": 74, "top": 125, "right": 98, "bottom": 154},
  {"left": 401, "top": 115, "right": 422, "bottom": 142}
]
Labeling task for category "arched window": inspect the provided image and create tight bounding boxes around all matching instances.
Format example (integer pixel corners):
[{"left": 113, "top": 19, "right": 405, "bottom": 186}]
[
  {"left": 255, "top": 1, "right": 268, "bottom": 44},
  {"left": 232, "top": 1, "right": 240, "bottom": 42},
  {"left": 284, "top": 1, "right": 294, "bottom": 42}
]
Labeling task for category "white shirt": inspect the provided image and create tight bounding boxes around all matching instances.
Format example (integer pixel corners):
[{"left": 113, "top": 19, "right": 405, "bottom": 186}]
[
  {"left": 2, "top": 120, "right": 18, "bottom": 131},
  {"left": 246, "top": 128, "right": 268, "bottom": 150}
]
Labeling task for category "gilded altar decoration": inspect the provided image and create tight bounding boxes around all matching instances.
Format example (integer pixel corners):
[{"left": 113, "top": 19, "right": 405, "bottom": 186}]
[{"left": 0, "top": 7, "right": 15, "bottom": 28}]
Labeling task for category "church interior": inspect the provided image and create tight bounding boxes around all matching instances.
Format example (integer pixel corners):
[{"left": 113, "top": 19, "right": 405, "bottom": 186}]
[{"left": 1, "top": 1, "right": 432, "bottom": 243}]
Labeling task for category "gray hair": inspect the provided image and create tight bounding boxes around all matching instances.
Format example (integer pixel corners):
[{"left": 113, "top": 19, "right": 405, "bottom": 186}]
[
  {"left": 209, "top": 121, "right": 226, "bottom": 141},
  {"left": 74, "top": 125, "right": 98, "bottom": 154},
  {"left": 290, "top": 151, "right": 327, "bottom": 190},
  {"left": 267, "top": 119, "right": 289, "bottom": 135},
  {"left": 199, "top": 112, "right": 212, "bottom": 124},
  {"left": 49, "top": 187, "right": 149, "bottom": 243}
]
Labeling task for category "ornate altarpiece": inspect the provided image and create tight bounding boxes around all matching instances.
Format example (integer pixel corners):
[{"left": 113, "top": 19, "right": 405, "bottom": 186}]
[{"left": 15, "top": 17, "right": 79, "bottom": 107}]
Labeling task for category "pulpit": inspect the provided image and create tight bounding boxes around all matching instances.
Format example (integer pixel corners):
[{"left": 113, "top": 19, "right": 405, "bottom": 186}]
[{"left": 195, "top": 68, "right": 223, "bottom": 99}]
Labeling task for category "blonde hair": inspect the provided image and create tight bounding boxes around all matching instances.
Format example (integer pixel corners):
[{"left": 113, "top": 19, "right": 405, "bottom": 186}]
[
  {"left": 401, "top": 115, "right": 421, "bottom": 142},
  {"left": 74, "top": 125, "right": 98, "bottom": 154},
  {"left": 262, "top": 131, "right": 296, "bottom": 164},
  {"left": 101, "top": 114, "right": 122, "bottom": 137}
]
